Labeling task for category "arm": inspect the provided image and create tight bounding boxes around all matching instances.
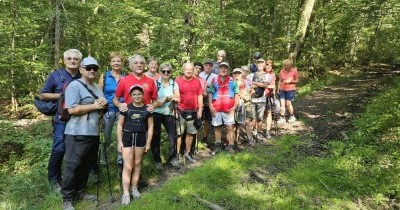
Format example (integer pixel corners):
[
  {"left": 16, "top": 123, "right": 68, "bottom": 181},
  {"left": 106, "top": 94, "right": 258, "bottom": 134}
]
[
  {"left": 116, "top": 114, "right": 125, "bottom": 153},
  {"left": 197, "top": 94, "right": 203, "bottom": 119},
  {"left": 40, "top": 92, "right": 61, "bottom": 101},
  {"left": 145, "top": 115, "right": 154, "bottom": 152},
  {"left": 98, "top": 73, "right": 105, "bottom": 90}
]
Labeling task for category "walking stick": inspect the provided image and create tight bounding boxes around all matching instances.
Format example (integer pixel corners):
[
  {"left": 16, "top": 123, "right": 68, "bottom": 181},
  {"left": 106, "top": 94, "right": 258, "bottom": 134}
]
[
  {"left": 172, "top": 101, "right": 181, "bottom": 166},
  {"left": 99, "top": 118, "right": 115, "bottom": 204}
]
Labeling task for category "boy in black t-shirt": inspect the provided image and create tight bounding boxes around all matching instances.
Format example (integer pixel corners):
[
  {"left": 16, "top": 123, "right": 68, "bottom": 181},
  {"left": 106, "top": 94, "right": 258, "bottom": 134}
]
[{"left": 117, "top": 85, "right": 153, "bottom": 205}]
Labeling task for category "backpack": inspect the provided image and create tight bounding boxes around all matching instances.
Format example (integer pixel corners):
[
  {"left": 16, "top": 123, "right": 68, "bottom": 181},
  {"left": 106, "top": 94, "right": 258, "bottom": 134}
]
[
  {"left": 57, "top": 80, "right": 101, "bottom": 122},
  {"left": 34, "top": 70, "right": 68, "bottom": 116},
  {"left": 211, "top": 76, "right": 235, "bottom": 100},
  {"left": 252, "top": 73, "right": 266, "bottom": 98},
  {"left": 156, "top": 78, "right": 175, "bottom": 92}
]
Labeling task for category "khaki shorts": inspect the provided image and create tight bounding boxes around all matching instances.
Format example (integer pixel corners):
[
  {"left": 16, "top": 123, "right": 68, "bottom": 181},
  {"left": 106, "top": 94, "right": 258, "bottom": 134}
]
[{"left": 176, "top": 114, "right": 197, "bottom": 135}]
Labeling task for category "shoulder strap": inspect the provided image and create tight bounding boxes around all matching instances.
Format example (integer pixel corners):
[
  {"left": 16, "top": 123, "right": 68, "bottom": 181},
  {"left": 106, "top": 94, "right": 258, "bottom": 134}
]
[
  {"left": 156, "top": 79, "right": 161, "bottom": 91},
  {"left": 103, "top": 71, "right": 109, "bottom": 91},
  {"left": 76, "top": 80, "right": 99, "bottom": 99},
  {"left": 205, "top": 73, "right": 212, "bottom": 82}
]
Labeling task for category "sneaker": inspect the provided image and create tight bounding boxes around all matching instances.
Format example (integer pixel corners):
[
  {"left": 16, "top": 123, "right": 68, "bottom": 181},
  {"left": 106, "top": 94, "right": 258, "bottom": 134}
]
[
  {"left": 265, "top": 131, "right": 272, "bottom": 139},
  {"left": 210, "top": 143, "right": 222, "bottom": 156},
  {"left": 155, "top": 162, "right": 163, "bottom": 170},
  {"left": 184, "top": 153, "right": 196, "bottom": 163},
  {"left": 77, "top": 192, "right": 97, "bottom": 201},
  {"left": 225, "top": 145, "right": 235, "bottom": 154},
  {"left": 169, "top": 158, "right": 180, "bottom": 168},
  {"left": 50, "top": 180, "right": 61, "bottom": 193},
  {"left": 62, "top": 201, "right": 75, "bottom": 210},
  {"left": 248, "top": 139, "right": 255, "bottom": 146},
  {"left": 277, "top": 117, "right": 286, "bottom": 124},
  {"left": 288, "top": 115, "right": 296, "bottom": 123},
  {"left": 121, "top": 194, "right": 130, "bottom": 205},
  {"left": 131, "top": 187, "right": 141, "bottom": 199},
  {"left": 255, "top": 133, "right": 263, "bottom": 141},
  {"left": 251, "top": 130, "right": 258, "bottom": 136}
]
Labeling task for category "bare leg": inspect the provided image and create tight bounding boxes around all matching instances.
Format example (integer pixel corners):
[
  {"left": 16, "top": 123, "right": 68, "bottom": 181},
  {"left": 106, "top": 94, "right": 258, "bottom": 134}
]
[
  {"left": 226, "top": 125, "right": 234, "bottom": 145},
  {"left": 266, "top": 111, "right": 272, "bottom": 131},
  {"left": 131, "top": 147, "right": 145, "bottom": 188},
  {"left": 185, "top": 134, "right": 193, "bottom": 154},
  {"left": 286, "top": 100, "right": 294, "bottom": 115},
  {"left": 214, "top": 126, "right": 222, "bottom": 143},
  {"left": 245, "top": 119, "right": 253, "bottom": 139},
  {"left": 121, "top": 147, "right": 134, "bottom": 195},
  {"left": 280, "top": 98, "right": 286, "bottom": 116}
]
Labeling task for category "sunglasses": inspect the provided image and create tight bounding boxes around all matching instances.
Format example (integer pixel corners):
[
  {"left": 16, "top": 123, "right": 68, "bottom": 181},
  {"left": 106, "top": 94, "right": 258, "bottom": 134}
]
[
  {"left": 161, "top": 70, "right": 171, "bottom": 74},
  {"left": 84, "top": 65, "right": 99, "bottom": 72}
]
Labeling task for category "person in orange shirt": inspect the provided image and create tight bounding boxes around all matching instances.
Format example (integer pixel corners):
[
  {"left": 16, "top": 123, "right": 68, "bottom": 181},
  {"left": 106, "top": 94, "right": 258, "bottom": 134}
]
[{"left": 277, "top": 59, "right": 299, "bottom": 123}]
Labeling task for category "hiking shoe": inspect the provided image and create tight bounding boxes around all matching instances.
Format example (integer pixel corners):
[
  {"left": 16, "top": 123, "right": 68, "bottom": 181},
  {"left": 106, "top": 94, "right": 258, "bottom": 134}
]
[
  {"left": 121, "top": 194, "right": 130, "bottom": 205},
  {"left": 251, "top": 129, "right": 258, "bottom": 136},
  {"left": 77, "top": 193, "right": 97, "bottom": 201},
  {"left": 210, "top": 143, "right": 222, "bottom": 156},
  {"left": 169, "top": 158, "right": 180, "bottom": 168},
  {"left": 265, "top": 131, "right": 272, "bottom": 139},
  {"left": 50, "top": 180, "right": 61, "bottom": 193},
  {"left": 155, "top": 162, "right": 163, "bottom": 171},
  {"left": 248, "top": 139, "right": 255, "bottom": 146},
  {"left": 184, "top": 153, "right": 196, "bottom": 163},
  {"left": 288, "top": 115, "right": 296, "bottom": 123},
  {"left": 131, "top": 187, "right": 141, "bottom": 199},
  {"left": 225, "top": 145, "right": 235, "bottom": 154},
  {"left": 277, "top": 117, "right": 286, "bottom": 124},
  {"left": 62, "top": 201, "right": 75, "bottom": 210},
  {"left": 255, "top": 133, "right": 264, "bottom": 141}
]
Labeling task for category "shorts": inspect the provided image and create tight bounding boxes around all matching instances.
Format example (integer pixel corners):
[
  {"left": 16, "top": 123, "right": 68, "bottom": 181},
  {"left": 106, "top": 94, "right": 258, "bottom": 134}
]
[
  {"left": 176, "top": 115, "right": 197, "bottom": 135},
  {"left": 203, "top": 106, "right": 212, "bottom": 122},
  {"left": 122, "top": 132, "right": 146, "bottom": 148},
  {"left": 279, "top": 90, "right": 296, "bottom": 101},
  {"left": 211, "top": 112, "right": 235, "bottom": 126},
  {"left": 243, "top": 101, "right": 255, "bottom": 120},
  {"left": 253, "top": 102, "right": 265, "bottom": 121}
]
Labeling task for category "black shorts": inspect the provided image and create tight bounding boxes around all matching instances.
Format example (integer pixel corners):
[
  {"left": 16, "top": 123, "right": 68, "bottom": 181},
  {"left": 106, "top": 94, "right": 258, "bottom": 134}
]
[{"left": 122, "top": 132, "right": 146, "bottom": 148}]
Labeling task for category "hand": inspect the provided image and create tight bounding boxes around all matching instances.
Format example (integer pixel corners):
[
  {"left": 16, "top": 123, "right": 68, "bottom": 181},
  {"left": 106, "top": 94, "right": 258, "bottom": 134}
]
[
  {"left": 197, "top": 109, "right": 202, "bottom": 119},
  {"left": 209, "top": 106, "right": 216, "bottom": 117},
  {"left": 117, "top": 142, "right": 123, "bottom": 153},
  {"left": 96, "top": 97, "right": 108, "bottom": 109},
  {"left": 119, "top": 103, "right": 128, "bottom": 112},
  {"left": 145, "top": 145, "right": 151, "bottom": 153},
  {"left": 284, "top": 79, "right": 292, "bottom": 84},
  {"left": 146, "top": 104, "right": 155, "bottom": 112}
]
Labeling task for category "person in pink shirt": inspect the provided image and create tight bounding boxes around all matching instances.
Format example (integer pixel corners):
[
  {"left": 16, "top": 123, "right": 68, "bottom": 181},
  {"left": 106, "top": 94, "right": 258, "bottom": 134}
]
[
  {"left": 175, "top": 62, "right": 203, "bottom": 163},
  {"left": 277, "top": 59, "right": 299, "bottom": 124}
]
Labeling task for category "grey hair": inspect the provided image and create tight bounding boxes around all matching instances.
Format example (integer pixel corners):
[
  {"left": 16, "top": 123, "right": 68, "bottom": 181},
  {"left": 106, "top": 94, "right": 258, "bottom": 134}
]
[
  {"left": 182, "top": 62, "right": 194, "bottom": 70},
  {"left": 63, "top": 49, "right": 82, "bottom": 60},
  {"left": 148, "top": 56, "right": 158, "bottom": 65},
  {"left": 283, "top": 59, "right": 293, "bottom": 67},
  {"left": 217, "top": 50, "right": 226, "bottom": 56},
  {"left": 158, "top": 62, "right": 173, "bottom": 72},
  {"left": 128, "top": 54, "right": 145, "bottom": 66}
]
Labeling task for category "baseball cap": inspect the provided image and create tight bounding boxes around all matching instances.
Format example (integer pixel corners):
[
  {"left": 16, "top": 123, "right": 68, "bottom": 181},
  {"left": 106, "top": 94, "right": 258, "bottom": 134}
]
[
  {"left": 219, "top": 62, "right": 229, "bottom": 68},
  {"left": 80, "top": 56, "right": 99, "bottom": 67},
  {"left": 232, "top": 68, "right": 243, "bottom": 73},
  {"left": 253, "top": 52, "right": 262, "bottom": 59},
  {"left": 204, "top": 59, "right": 213, "bottom": 65},
  {"left": 129, "top": 85, "right": 144, "bottom": 94}
]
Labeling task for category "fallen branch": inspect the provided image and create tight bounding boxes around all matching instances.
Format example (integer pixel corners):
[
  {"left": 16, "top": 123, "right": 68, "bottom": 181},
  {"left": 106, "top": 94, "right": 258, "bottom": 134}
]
[{"left": 192, "top": 193, "right": 224, "bottom": 210}]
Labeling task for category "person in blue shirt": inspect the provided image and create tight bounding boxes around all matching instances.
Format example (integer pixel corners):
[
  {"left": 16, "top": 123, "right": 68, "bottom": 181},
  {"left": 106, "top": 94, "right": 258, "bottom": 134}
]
[
  {"left": 39, "top": 49, "right": 82, "bottom": 193},
  {"left": 98, "top": 52, "right": 125, "bottom": 171}
]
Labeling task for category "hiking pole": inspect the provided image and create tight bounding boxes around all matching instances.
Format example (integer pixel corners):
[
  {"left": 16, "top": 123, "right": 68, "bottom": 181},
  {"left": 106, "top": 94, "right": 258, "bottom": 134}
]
[
  {"left": 96, "top": 143, "right": 101, "bottom": 207},
  {"left": 172, "top": 101, "right": 180, "bottom": 168},
  {"left": 100, "top": 119, "right": 115, "bottom": 204}
]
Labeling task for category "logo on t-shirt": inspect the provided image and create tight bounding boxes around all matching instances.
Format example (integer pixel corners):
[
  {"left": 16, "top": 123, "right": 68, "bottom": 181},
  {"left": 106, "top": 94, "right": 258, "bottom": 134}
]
[
  {"left": 142, "top": 83, "right": 149, "bottom": 89},
  {"left": 131, "top": 113, "right": 141, "bottom": 120}
]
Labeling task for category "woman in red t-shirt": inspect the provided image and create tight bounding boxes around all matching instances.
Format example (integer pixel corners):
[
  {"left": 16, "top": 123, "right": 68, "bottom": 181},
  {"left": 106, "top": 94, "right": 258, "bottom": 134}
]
[{"left": 277, "top": 59, "right": 298, "bottom": 124}]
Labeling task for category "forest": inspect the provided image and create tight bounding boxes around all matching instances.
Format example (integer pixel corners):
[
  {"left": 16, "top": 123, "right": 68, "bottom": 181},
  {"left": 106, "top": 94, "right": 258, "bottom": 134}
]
[
  {"left": 1, "top": 0, "right": 399, "bottom": 111},
  {"left": 1, "top": 0, "right": 400, "bottom": 209}
]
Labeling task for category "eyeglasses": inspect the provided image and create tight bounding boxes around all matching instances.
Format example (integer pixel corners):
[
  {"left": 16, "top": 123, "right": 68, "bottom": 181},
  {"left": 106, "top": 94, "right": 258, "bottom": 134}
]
[
  {"left": 84, "top": 65, "right": 99, "bottom": 72},
  {"left": 161, "top": 70, "right": 171, "bottom": 74},
  {"left": 233, "top": 72, "right": 242, "bottom": 74}
]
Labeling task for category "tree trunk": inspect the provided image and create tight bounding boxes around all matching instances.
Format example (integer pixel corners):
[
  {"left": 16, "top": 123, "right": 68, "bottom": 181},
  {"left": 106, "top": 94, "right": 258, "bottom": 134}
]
[
  {"left": 290, "top": 0, "right": 315, "bottom": 62},
  {"left": 53, "top": 0, "right": 62, "bottom": 69},
  {"left": 10, "top": 2, "right": 18, "bottom": 111}
]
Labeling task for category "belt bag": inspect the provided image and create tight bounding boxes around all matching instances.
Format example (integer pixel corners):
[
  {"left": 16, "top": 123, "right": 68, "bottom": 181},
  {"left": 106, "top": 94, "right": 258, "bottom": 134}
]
[{"left": 180, "top": 110, "right": 196, "bottom": 121}]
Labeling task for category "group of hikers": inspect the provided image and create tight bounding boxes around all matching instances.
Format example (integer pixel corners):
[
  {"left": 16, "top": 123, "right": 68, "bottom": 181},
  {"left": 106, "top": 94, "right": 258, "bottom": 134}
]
[{"left": 38, "top": 49, "right": 299, "bottom": 209}]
